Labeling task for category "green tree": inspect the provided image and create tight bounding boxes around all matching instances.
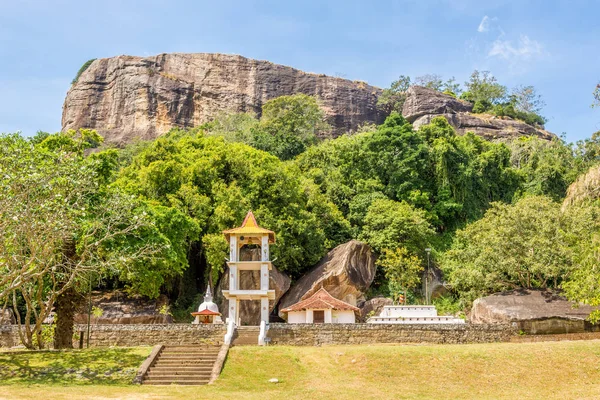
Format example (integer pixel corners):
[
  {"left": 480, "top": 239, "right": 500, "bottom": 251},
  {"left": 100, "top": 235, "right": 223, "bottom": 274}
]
[
  {"left": 71, "top": 59, "right": 96, "bottom": 84},
  {"left": 442, "top": 196, "right": 577, "bottom": 305},
  {"left": 510, "top": 85, "right": 546, "bottom": 114},
  {"left": 116, "top": 132, "right": 350, "bottom": 279},
  {"left": 252, "top": 94, "right": 329, "bottom": 160},
  {"left": 415, "top": 74, "right": 443, "bottom": 91},
  {"left": 360, "top": 198, "right": 434, "bottom": 254},
  {"left": 378, "top": 247, "right": 423, "bottom": 304},
  {"left": 418, "top": 117, "right": 521, "bottom": 230},
  {"left": 377, "top": 75, "right": 412, "bottom": 113},
  {"left": 0, "top": 133, "right": 172, "bottom": 349},
  {"left": 508, "top": 136, "right": 579, "bottom": 201},
  {"left": 461, "top": 70, "right": 507, "bottom": 105}
]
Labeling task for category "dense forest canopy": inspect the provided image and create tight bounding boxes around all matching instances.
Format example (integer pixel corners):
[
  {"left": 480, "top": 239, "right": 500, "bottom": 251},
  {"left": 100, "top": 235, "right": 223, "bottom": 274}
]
[{"left": 3, "top": 76, "right": 600, "bottom": 348}]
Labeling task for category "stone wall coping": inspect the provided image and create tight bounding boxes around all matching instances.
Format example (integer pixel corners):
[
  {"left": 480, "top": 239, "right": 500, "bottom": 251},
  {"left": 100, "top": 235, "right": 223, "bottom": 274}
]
[{"left": 268, "top": 323, "right": 514, "bottom": 330}]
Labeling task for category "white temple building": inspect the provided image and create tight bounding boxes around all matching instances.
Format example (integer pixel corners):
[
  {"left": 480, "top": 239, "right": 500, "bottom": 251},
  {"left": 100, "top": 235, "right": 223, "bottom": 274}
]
[
  {"left": 367, "top": 305, "right": 465, "bottom": 324},
  {"left": 191, "top": 286, "right": 222, "bottom": 324},
  {"left": 281, "top": 288, "right": 359, "bottom": 324}
]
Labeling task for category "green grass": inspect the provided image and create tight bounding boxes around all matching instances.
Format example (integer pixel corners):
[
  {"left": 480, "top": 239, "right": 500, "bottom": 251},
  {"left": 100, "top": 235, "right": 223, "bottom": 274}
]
[
  {"left": 0, "top": 347, "right": 150, "bottom": 385},
  {"left": 2, "top": 341, "right": 600, "bottom": 399}
]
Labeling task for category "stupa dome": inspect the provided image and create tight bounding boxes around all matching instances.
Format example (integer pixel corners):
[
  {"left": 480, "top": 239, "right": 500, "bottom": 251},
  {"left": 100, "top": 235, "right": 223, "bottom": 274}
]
[{"left": 197, "top": 286, "right": 220, "bottom": 314}]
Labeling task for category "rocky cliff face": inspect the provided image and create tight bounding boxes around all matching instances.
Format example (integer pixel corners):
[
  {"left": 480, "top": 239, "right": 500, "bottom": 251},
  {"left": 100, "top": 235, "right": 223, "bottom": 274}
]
[
  {"left": 62, "top": 53, "right": 384, "bottom": 145},
  {"left": 402, "top": 86, "right": 555, "bottom": 140}
]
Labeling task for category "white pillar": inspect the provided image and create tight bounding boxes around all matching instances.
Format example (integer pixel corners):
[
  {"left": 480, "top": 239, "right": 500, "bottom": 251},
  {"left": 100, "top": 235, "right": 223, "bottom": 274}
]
[
  {"left": 260, "top": 263, "right": 269, "bottom": 291},
  {"left": 228, "top": 298, "right": 237, "bottom": 325},
  {"left": 306, "top": 309, "right": 314, "bottom": 323},
  {"left": 325, "top": 309, "right": 333, "bottom": 323},
  {"left": 261, "top": 235, "right": 269, "bottom": 261},
  {"left": 230, "top": 235, "right": 238, "bottom": 262},
  {"left": 260, "top": 297, "right": 269, "bottom": 323},
  {"left": 229, "top": 265, "right": 238, "bottom": 291}
]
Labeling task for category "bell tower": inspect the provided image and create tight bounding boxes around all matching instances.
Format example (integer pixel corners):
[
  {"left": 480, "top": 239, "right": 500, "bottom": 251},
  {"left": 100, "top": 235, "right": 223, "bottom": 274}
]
[{"left": 221, "top": 211, "right": 276, "bottom": 325}]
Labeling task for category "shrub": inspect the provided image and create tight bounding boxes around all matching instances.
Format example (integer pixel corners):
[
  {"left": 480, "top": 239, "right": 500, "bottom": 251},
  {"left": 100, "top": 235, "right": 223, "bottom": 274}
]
[
  {"left": 72, "top": 59, "right": 96, "bottom": 84},
  {"left": 472, "top": 100, "right": 492, "bottom": 113}
]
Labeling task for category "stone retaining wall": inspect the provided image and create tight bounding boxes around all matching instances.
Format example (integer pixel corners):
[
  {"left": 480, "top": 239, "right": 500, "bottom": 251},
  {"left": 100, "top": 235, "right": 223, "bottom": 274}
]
[
  {"left": 2, "top": 323, "right": 518, "bottom": 348},
  {"left": 0, "top": 324, "right": 226, "bottom": 348},
  {"left": 266, "top": 323, "right": 517, "bottom": 345}
]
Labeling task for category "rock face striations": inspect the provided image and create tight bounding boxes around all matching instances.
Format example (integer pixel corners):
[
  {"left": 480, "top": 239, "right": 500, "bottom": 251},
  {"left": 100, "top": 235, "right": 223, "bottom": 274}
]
[
  {"left": 402, "top": 86, "right": 555, "bottom": 141},
  {"left": 62, "top": 53, "right": 384, "bottom": 145}
]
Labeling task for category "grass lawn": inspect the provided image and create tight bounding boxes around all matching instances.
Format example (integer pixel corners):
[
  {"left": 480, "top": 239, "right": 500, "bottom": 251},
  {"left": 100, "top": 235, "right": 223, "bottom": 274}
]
[
  {"left": 2, "top": 340, "right": 600, "bottom": 399},
  {"left": 0, "top": 347, "right": 150, "bottom": 385}
]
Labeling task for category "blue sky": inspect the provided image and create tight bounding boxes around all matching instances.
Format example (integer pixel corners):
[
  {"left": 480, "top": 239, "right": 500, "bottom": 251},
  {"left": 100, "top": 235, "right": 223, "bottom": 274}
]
[{"left": 1, "top": 0, "right": 598, "bottom": 142}]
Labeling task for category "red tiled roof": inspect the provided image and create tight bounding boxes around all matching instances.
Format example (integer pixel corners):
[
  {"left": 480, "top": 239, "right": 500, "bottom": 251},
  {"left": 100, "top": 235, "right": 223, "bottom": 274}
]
[
  {"left": 191, "top": 309, "right": 221, "bottom": 316},
  {"left": 280, "top": 288, "right": 359, "bottom": 313}
]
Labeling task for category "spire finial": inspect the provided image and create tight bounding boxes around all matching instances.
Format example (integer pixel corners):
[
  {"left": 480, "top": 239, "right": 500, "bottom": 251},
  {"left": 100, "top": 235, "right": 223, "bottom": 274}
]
[{"left": 204, "top": 285, "right": 213, "bottom": 302}]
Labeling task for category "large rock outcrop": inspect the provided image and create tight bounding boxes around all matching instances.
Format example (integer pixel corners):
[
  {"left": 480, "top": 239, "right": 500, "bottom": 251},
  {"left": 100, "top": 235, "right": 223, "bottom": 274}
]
[
  {"left": 470, "top": 290, "right": 599, "bottom": 334},
  {"left": 62, "top": 53, "right": 385, "bottom": 145},
  {"left": 278, "top": 240, "right": 376, "bottom": 318},
  {"left": 72, "top": 291, "right": 172, "bottom": 324},
  {"left": 357, "top": 297, "right": 393, "bottom": 322},
  {"left": 402, "top": 86, "right": 555, "bottom": 140}
]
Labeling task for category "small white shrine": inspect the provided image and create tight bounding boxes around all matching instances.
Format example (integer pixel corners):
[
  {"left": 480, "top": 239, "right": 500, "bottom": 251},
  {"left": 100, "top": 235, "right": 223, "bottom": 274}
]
[
  {"left": 191, "top": 286, "right": 222, "bottom": 324},
  {"left": 367, "top": 305, "right": 465, "bottom": 324},
  {"left": 281, "top": 288, "right": 359, "bottom": 324},
  {"left": 221, "top": 211, "right": 276, "bottom": 325}
]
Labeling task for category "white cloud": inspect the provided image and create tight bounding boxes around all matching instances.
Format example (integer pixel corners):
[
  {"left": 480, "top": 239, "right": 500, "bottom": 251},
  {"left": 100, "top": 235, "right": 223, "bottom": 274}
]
[
  {"left": 478, "top": 16, "right": 490, "bottom": 33},
  {"left": 488, "top": 35, "right": 544, "bottom": 63}
]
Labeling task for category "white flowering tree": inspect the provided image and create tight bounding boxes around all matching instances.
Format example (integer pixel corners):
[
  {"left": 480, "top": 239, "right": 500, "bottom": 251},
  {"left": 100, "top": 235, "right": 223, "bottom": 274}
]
[{"left": 0, "top": 132, "right": 168, "bottom": 349}]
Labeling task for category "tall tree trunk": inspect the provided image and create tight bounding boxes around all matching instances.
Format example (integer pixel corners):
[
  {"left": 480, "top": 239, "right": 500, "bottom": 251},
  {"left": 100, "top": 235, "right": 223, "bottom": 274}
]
[{"left": 53, "top": 287, "right": 82, "bottom": 349}]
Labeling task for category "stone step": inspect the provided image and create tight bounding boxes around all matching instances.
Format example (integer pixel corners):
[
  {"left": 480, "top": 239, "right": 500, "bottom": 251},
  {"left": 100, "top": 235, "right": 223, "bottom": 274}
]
[
  {"left": 159, "top": 354, "right": 218, "bottom": 359},
  {"left": 155, "top": 358, "right": 216, "bottom": 363},
  {"left": 154, "top": 361, "right": 216, "bottom": 367},
  {"left": 146, "top": 369, "right": 212, "bottom": 379},
  {"left": 149, "top": 367, "right": 214, "bottom": 374},
  {"left": 159, "top": 353, "right": 219, "bottom": 358},
  {"left": 161, "top": 348, "right": 220, "bottom": 353},
  {"left": 141, "top": 345, "right": 222, "bottom": 386},
  {"left": 143, "top": 380, "right": 210, "bottom": 385},
  {"left": 145, "top": 374, "right": 210, "bottom": 381}
]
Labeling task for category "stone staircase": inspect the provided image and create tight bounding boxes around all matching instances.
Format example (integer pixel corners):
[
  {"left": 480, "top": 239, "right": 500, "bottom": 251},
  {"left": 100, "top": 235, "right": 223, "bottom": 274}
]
[
  {"left": 142, "top": 345, "right": 220, "bottom": 385},
  {"left": 232, "top": 326, "right": 259, "bottom": 346}
]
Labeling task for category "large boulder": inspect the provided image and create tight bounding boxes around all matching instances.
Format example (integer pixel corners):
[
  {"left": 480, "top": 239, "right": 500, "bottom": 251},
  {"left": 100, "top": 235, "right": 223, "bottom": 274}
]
[
  {"left": 73, "top": 291, "right": 172, "bottom": 324},
  {"left": 402, "top": 86, "right": 472, "bottom": 122},
  {"left": 278, "top": 240, "right": 376, "bottom": 318},
  {"left": 402, "top": 86, "right": 555, "bottom": 141},
  {"left": 358, "top": 297, "right": 393, "bottom": 322},
  {"left": 470, "top": 290, "right": 600, "bottom": 334}
]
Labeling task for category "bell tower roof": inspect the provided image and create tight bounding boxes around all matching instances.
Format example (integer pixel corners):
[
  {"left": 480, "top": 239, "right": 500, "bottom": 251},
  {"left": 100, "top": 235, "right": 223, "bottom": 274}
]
[{"left": 223, "top": 211, "right": 275, "bottom": 243}]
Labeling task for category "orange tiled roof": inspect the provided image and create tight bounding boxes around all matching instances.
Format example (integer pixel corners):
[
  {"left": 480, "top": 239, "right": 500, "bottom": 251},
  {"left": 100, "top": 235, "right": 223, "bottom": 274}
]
[
  {"left": 191, "top": 309, "right": 221, "bottom": 316},
  {"left": 223, "top": 211, "right": 275, "bottom": 243},
  {"left": 280, "top": 288, "right": 359, "bottom": 313}
]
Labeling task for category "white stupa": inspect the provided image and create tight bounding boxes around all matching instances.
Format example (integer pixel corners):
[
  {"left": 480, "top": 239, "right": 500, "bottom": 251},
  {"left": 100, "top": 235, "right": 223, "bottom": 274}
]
[{"left": 191, "top": 286, "right": 223, "bottom": 324}]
